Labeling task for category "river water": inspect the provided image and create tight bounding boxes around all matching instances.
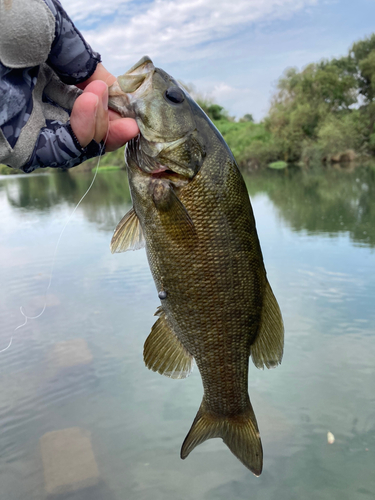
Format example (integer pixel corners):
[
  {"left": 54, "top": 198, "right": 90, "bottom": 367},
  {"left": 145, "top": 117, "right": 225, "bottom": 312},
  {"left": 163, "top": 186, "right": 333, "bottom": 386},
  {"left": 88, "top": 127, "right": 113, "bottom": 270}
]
[{"left": 0, "top": 166, "right": 374, "bottom": 500}]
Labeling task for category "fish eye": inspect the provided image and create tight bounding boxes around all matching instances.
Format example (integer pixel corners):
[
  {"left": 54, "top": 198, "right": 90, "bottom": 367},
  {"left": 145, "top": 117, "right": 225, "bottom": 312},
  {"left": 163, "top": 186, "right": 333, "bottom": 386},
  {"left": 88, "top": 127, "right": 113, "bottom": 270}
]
[{"left": 165, "top": 87, "right": 184, "bottom": 104}]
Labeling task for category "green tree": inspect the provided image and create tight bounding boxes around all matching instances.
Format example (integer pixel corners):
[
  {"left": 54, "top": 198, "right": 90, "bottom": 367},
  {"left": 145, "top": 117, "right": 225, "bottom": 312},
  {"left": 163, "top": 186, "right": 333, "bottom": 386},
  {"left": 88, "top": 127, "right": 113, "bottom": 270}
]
[
  {"left": 265, "top": 41, "right": 375, "bottom": 163},
  {"left": 267, "top": 60, "right": 358, "bottom": 161},
  {"left": 239, "top": 113, "right": 254, "bottom": 123},
  {"left": 196, "top": 100, "right": 229, "bottom": 121},
  {"left": 350, "top": 34, "right": 375, "bottom": 102},
  {"left": 317, "top": 111, "right": 367, "bottom": 159}
]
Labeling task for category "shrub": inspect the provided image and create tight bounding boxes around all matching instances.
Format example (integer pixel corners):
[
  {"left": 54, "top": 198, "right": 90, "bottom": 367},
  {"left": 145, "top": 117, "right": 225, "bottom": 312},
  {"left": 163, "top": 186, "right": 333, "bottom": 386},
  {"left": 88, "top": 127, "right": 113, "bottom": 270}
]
[{"left": 316, "top": 112, "right": 366, "bottom": 160}]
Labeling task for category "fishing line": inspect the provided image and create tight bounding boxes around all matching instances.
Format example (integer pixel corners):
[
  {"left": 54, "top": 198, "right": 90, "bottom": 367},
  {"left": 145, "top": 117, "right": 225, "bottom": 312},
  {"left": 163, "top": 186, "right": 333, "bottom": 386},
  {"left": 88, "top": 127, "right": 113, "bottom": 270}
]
[{"left": 0, "top": 128, "right": 110, "bottom": 354}]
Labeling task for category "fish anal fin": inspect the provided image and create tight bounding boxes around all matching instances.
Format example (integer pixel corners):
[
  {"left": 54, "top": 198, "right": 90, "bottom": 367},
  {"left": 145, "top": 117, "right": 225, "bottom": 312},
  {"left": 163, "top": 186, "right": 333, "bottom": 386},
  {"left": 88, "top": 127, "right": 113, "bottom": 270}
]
[
  {"left": 251, "top": 280, "right": 284, "bottom": 369},
  {"left": 144, "top": 309, "right": 193, "bottom": 379},
  {"left": 110, "top": 207, "right": 145, "bottom": 253},
  {"left": 181, "top": 399, "right": 263, "bottom": 476}
]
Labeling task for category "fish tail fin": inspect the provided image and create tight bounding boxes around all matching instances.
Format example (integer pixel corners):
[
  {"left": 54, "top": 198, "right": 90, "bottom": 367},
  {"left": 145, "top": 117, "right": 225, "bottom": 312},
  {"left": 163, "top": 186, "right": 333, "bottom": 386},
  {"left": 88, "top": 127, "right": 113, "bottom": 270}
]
[{"left": 180, "top": 398, "right": 263, "bottom": 476}]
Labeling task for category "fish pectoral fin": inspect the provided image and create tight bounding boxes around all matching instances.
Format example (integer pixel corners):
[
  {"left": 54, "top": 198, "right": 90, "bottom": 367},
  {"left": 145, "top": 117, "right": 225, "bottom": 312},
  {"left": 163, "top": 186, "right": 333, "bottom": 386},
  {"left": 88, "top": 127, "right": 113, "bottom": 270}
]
[
  {"left": 110, "top": 207, "right": 145, "bottom": 253},
  {"left": 251, "top": 280, "right": 284, "bottom": 369},
  {"left": 167, "top": 190, "right": 197, "bottom": 238},
  {"left": 181, "top": 399, "right": 263, "bottom": 476},
  {"left": 144, "top": 309, "right": 194, "bottom": 379},
  {"left": 154, "top": 187, "right": 197, "bottom": 243}
]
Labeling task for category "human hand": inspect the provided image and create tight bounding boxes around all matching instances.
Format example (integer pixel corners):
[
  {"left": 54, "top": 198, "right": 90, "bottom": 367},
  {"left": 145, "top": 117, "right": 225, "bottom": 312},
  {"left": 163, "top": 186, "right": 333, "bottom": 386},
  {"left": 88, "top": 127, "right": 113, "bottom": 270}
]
[{"left": 71, "top": 64, "right": 139, "bottom": 152}]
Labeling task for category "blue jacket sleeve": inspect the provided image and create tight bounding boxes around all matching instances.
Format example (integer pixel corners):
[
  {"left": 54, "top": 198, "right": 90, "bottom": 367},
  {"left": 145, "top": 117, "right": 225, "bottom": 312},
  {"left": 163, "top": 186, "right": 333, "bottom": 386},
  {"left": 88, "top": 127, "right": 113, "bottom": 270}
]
[
  {"left": 43, "top": 0, "right": 101, "bottom": 84},
  {"left": 21, "top": 120, "right": 104, "bottom": 173}
]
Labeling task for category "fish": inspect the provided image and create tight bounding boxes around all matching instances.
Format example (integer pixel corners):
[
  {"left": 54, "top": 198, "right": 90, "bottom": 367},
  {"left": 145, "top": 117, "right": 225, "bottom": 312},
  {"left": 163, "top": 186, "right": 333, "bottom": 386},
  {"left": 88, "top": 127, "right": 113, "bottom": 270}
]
[{"left": 108, "top": 56, "right": 284, "bottom": 476}]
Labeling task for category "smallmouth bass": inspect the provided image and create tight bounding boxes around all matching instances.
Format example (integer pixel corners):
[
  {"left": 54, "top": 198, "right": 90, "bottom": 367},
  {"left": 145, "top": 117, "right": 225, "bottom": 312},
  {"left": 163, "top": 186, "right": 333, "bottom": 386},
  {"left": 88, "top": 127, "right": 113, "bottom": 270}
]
[{"left": 108, "top": 57, "right": 284, "bottom": 475}]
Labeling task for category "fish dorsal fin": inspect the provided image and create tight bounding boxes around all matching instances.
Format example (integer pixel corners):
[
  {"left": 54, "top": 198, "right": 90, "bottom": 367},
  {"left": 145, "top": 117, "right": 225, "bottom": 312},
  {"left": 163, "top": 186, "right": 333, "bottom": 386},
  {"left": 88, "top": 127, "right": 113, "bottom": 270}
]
[
  {"left": 251, "top": 280, "right": 284, "bottom": 369},
  {"left": 110, "top": 207, "right": 145, "bottom": 253},
  {"left": 144, "top": 308, "right": 194, "bottom": 379}
]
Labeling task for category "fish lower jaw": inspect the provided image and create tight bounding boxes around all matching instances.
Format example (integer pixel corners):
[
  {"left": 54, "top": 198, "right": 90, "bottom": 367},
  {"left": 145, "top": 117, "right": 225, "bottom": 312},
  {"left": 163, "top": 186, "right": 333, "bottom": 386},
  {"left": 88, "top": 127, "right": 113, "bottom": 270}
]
[
  {"left": 150, "top": 165, "right": 168, "bottom": 175},
  {"left": 139, "top": 163, "right": 190, "bottom": 186}
]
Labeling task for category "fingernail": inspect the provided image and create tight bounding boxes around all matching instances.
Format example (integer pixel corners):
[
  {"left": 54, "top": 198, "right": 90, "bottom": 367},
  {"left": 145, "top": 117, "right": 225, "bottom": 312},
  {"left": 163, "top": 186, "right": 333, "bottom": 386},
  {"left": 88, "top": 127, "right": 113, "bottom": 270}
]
[
  {"left": 102, "top": 89, "right": 108, "bottom": 111},
  {"left": 92, "top": 95, "right": 99, "bottom": 118}
]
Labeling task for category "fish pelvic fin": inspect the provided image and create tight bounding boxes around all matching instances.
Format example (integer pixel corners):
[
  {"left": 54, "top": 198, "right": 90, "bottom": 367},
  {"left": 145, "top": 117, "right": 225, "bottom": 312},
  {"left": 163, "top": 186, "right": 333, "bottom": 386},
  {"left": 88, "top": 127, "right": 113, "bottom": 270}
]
[
  {"left": 251, "top": 280, "right": 284, "bottom": 369},
  {"left": 144, "top": 308, "right": 194, "bottom": 379},
  {"left": 110, "top": 207, "right": 145, "bottom": 253},
  {"left": 181, "top": 399, "right": 263, "bottom": 476}
]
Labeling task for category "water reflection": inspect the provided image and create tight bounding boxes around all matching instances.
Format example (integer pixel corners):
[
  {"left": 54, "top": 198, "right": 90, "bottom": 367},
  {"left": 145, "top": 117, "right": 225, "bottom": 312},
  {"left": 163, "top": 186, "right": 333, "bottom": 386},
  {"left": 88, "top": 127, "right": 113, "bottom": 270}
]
[
  {"left": 2, "top": 165, "right": 375, "bottom": 246},
  {"left": 0, "top": 166, "right": 374, "bottom": 500},
  {"left": 204, "top": 422, "right": 375, "bottom": 500},
  {"left": 244, "top": 165, "right": 375, "bottom": 247},
  {"left": 0, "top": 170, "right": 131, "bottom": 231}
]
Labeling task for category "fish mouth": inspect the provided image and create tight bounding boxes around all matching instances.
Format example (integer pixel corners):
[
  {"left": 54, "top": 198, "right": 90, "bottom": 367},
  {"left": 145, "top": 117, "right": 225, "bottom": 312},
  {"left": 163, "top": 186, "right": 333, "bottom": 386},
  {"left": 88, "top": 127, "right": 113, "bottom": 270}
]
[
  {"left": 150, "top": 167, "right": 189, "bottom": 185},
  {"left": 124, "top": 56, "right": 154, "bottom": 77},
  {"left": 108, "top": 56, "right": 155, "bottom": 118},
  {"left": 146, "top": 166, "right": 190, "bottom": 188}
]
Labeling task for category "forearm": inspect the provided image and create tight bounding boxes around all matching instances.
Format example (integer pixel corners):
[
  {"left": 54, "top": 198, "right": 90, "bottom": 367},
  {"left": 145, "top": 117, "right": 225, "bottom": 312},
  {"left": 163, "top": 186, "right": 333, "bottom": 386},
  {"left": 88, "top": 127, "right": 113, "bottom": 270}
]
[{"left": 20, "top": 120, "right": 103, "bottom": 173}]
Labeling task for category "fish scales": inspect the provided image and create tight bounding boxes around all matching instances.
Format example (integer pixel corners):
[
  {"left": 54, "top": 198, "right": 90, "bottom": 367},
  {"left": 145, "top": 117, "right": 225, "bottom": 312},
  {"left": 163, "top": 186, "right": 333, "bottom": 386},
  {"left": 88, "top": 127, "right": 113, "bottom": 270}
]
[
  {"left": 147, "top": 149, "right": 263, "bottom": 409},
  {"left": 109, "top": 56, "right": 284, "bottom": 475}
]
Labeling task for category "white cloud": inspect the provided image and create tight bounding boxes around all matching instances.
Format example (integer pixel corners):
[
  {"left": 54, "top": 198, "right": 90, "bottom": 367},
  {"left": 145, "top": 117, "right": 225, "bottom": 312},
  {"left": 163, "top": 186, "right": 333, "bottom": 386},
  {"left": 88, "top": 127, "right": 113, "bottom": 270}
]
[
  {"left": 211, "top": 83, "right": 236, "bottom": 98},
  {"left": 60, "top": 0, "right": 320, "bottom": 118},
  {"left": 61, "top": 0, "right": 132, "bottom": 23},
  {"left": 204, "top": 83, "right": 267, "bottom": 120},
  {"left": 69, "top": 0, "right": 317, "bottom": 71}
]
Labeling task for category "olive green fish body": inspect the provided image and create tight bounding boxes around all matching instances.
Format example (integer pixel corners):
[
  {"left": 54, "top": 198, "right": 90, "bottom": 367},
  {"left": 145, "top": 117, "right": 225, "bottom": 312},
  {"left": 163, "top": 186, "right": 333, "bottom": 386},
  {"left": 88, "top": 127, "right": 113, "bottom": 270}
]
[
  {"left": 109, "top": 57, "right": 284, "bottom": 475},
  {"left": 131, "top": 126, "right": 264, "bottom": 402}
]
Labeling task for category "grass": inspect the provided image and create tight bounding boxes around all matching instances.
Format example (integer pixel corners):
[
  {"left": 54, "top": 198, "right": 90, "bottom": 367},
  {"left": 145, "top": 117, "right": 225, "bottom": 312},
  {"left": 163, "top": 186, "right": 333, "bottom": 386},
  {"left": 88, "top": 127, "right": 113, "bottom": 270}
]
[
  {"left": 96, "top": 165, "right": 122, "bottom": 172},
  {"left": 268, "top": 161, "right": 288, "bottom": 170},
  {"left": 0, "top": 164, "right": 19, "bottom": 175}
]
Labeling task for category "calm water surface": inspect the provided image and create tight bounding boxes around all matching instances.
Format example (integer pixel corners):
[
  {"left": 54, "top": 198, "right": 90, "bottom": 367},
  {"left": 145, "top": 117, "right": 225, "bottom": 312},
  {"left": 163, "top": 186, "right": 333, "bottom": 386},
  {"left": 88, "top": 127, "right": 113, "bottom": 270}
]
[{"left": 0, "top": 167, "right": 374, "bottom": 500}]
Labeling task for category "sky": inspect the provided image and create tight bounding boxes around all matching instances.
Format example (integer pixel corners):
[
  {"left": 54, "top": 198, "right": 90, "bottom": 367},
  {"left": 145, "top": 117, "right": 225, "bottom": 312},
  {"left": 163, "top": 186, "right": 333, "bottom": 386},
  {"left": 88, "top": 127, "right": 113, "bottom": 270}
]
[{"left": 61, "top": 0, "right": 375, "bottom": 121}]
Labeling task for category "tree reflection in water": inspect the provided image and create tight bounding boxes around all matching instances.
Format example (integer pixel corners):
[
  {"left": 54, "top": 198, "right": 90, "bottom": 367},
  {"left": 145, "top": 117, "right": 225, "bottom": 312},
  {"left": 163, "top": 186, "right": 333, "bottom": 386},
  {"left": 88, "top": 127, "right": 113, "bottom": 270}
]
[
  {"left": 244, "top": 165, "right": 375, "bottom": 248},
  {"left": 1, "top": 165, "right": 375, "bottom": 246}
]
